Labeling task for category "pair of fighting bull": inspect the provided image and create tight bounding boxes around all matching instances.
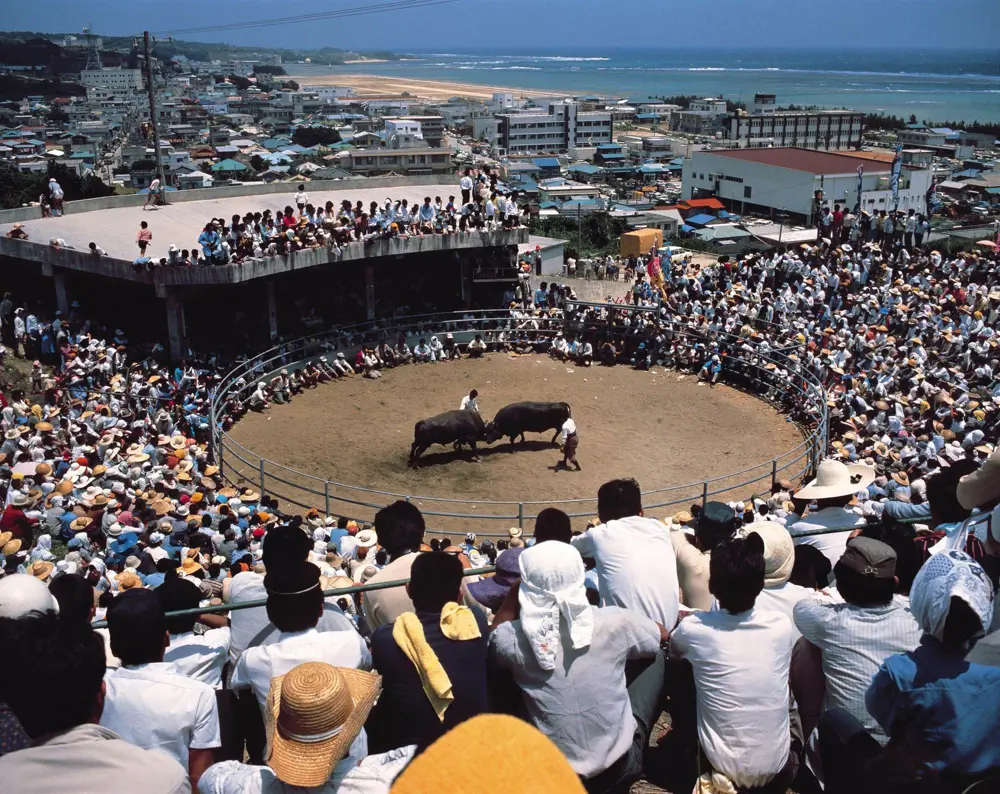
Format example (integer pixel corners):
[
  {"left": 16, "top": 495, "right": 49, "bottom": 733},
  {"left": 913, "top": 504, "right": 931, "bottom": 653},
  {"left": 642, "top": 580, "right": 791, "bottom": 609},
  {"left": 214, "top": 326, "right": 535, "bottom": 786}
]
[{"left": 408, "top": 401, "right": 571, "bottom": 466}]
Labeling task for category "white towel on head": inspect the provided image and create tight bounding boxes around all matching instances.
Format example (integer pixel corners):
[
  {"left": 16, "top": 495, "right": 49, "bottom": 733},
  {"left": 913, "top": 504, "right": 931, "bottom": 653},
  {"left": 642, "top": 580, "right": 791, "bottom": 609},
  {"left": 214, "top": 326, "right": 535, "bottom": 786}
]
[{"left": 517, "top": 541, "right": 593, "bottom": 671}]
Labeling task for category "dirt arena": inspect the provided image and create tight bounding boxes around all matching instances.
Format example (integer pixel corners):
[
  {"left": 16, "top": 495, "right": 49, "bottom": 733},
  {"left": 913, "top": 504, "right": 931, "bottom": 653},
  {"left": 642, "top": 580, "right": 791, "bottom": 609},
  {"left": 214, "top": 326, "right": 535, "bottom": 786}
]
[{"left": 226, "top": 355, "right": 806, "bottom": 533}]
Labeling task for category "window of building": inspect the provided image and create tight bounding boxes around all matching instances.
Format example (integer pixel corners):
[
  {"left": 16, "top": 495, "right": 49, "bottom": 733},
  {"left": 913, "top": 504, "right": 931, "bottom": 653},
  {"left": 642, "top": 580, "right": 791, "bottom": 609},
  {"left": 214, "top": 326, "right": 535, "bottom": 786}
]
[{"left": 744, "top": 185, "right": 752, "bottom": 199}]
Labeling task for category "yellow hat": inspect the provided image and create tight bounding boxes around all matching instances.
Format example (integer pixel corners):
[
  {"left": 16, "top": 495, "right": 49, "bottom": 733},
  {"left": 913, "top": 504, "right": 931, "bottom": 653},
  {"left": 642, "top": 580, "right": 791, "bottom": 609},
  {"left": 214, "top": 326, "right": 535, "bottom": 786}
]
[{"left": 390, "top": 715, "right": 585, "bottom": 794}]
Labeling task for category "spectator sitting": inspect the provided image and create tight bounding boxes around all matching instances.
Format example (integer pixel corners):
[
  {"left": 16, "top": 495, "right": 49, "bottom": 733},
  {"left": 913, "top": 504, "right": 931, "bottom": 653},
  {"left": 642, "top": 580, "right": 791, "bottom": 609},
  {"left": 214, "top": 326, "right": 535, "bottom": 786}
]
[
  {"left": 230, "top": 560, "right": 372, "bottom": 715},
  {"left": 740, "top": 521, "right": 816, "bottom": 638},
  {"left": 571, "top": 477, "right": 680, "bottom": 628},
  {"left": 367, "top": 551, "right": 488, "bottom": 752},
  {"left": 488, "top": 540, "right": 667, "bottom": 792},
  {"left": 199, "top": 662, "right": 413, "bottom": 794},
  {"left": 792, "top": 537, "right": 922, "bottom": 778},
  {"left": 102, "top": 588, "right": 221, "bottom": 789},
  {"left": 821, "top": 550, "right": 1000, "bottom": 792},
  {"left": 0, "top": 611, "right": 188, "bottom": 793},
  {"left": 671, "top": 533, "right": 799, "bottom": 792},
  {"left": 669, "top": 501, "right": 736, "bottom": 611}
]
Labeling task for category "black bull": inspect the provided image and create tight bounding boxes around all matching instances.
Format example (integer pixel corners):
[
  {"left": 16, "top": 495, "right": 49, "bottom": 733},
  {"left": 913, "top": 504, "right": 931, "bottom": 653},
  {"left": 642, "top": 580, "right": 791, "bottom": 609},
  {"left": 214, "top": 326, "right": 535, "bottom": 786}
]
[
  {"left": 485, "top": 401, "right": 572, "bottom": 446},
  {"left": 408, "top": 410, "right": 487, "bottom": 466}
]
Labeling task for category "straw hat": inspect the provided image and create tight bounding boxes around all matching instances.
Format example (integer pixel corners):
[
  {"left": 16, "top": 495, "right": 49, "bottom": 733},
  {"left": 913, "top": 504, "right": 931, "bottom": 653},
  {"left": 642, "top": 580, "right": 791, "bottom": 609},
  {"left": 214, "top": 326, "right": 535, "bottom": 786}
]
[
  {"left": 2, "top": 539, "right": 22, "bottom": 556},
  {"left": 796, "top": 459, "right": 875, "bottom": 500},
  {"left": 0, "top": 532, "right": 10, "bottom": 548},
  {"left": 181, "top": 549, "right": 203, "bottom": 575},
  {"left": 264, "top": 664, "right": 381, "bottom": 788},
  {"left": 117, "top": 571, "right": 142, "bottom": 591},
  {"left": 354, "top": 529, "right": 378, "bottom": 549},
  {"left": 29, "top": 560, "right": 55, "bottom": 581},
  {"left": 169, "top": 435, "right": 187, "bottom": 451}
]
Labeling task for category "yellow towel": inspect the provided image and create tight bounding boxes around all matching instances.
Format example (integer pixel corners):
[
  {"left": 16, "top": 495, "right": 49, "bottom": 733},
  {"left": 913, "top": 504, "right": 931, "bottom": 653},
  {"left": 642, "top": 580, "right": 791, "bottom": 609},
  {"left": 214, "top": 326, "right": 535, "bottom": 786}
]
[
  {"left": 392, "top": 603, "right": 481, "bottom": 722},
  {"left": 439, "top": 601, "right": 482, "bottom": 641}
]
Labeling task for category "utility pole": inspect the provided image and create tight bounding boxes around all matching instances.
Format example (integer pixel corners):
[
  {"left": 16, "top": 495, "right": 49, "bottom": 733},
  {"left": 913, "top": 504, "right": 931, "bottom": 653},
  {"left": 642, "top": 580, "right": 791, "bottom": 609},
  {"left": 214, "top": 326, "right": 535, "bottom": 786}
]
[
  {"left": 143, "top": 31, "right": 168, "bottom": 205},
  {"left": 576, "top": 202, "right": 582, "bottom": 258}
]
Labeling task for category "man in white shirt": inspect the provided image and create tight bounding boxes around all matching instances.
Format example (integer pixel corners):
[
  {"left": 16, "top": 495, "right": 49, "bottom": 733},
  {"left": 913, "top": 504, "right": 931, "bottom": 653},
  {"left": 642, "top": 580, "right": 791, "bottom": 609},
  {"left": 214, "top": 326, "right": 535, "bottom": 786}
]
[
  {"left": 558, "top": 416, "right": 581, "bottom": 471},
  {"left": 741, "top": 521, "right": 815, "bottom": 638},
  {"left": 156, "top": 577, "right": 230, "bottom": 688},
  {"left": 103, "top": 589, "right": 220, "bottom": 790},
  {"left": 672, "top": 533, "right": 797, "bottom": 791},
  {"left": 789, "top": 459, "right": 874, "bottom": 573},
  {"left": 459, "top": 389, "right": 479, "bottom": 413},
  {"left": 231, "top": 561, "right": 371, "bottom": 714},
  {"left": 571, "top": 478, "right": 680, "bottom": 628}
]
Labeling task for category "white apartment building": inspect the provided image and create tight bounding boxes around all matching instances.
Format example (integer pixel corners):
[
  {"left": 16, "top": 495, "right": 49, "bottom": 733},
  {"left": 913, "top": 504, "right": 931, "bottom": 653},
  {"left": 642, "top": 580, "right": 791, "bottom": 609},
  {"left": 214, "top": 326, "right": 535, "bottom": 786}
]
[
  {"left": 496, "top": 100, "right": 612, "bottom": 154},
  {"left": 725, "top": 94, "right": 864, "bottom": 150},
  {"left": 80, "top": 68, "right": 144, "bottom": 93},
  {"left": 689, "top": 98, "right": 728, "bottom": 113}
]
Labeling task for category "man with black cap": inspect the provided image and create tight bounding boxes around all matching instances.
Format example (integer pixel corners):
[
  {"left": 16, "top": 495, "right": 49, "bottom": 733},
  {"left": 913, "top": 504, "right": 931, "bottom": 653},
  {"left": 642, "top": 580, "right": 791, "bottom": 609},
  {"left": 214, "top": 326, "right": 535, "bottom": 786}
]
[
  {"left": 792, "top": 537, "right": 921, "bottom": 779},
  {"left": 230, "top": 560, "right": 371, "bottom": 716},
  {"left": 670, "top": 501, "right": 736, "bottom": 611},
  {"left": 102, "top": 589, "right": 221, "bottom": 789}
]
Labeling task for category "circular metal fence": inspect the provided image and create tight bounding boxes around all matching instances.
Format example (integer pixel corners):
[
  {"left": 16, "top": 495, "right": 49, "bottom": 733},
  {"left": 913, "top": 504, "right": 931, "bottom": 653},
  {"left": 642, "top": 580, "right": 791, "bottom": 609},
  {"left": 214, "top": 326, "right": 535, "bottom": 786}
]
[{"left": 210, "top": 310, "right": 829, "bottom": 537}]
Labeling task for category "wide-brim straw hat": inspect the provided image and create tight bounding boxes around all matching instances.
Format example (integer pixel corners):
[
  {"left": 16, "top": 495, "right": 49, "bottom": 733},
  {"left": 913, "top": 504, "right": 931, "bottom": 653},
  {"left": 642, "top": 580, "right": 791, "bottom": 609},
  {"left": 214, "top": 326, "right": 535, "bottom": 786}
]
[
  {"left": 265, "top": 663, "right": 381, "bottom": 788},
  {"left": 796, "top": 459, "right": 876, "bottom": 500},
  {"left": 29, "top": 560, "right": 55, "bottom": 581}
]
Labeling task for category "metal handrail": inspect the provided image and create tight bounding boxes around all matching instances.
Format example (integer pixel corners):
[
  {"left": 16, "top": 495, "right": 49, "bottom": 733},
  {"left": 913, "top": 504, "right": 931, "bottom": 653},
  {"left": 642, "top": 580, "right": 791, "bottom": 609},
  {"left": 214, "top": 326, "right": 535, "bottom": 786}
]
[{"left": 210, "top": 312, "right": 830, "bottom": 532}]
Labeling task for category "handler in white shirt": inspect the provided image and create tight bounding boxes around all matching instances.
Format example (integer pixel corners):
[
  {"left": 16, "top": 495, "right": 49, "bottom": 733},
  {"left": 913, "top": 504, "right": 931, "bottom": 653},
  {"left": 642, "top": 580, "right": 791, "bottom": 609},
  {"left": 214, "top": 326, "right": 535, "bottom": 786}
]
[
  {"left": 571, "top": 477, "right": 679, "bottom": 628},
  {"left": 459, "top": 389, "right": 479, "bottom": 413},
  {"left": 102, "top": 589, "right": 220, "bottom": 789},
  {"left": 230, "top": 562, "right": 372, "bottom": 713}
]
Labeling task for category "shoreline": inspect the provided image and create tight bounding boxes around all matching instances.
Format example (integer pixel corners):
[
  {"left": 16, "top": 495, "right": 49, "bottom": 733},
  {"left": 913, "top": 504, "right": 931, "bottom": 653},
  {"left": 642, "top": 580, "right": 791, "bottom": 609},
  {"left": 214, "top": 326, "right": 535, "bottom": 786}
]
[{"left": 285, "top": 71, "right": 571, "bottom": 100}]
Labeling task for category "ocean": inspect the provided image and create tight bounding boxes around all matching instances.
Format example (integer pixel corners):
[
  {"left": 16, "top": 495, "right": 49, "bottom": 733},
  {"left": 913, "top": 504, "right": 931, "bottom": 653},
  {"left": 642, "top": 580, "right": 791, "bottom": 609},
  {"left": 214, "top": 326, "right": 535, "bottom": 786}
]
[{"left": 295, "top": 47, "right": 1000, "bottom": 123}]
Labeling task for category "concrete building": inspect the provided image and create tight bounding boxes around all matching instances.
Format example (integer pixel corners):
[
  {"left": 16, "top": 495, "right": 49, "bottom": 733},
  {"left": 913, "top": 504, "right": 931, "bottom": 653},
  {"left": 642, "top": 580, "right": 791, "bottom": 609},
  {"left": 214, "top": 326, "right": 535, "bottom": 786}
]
[
  {"left": 725, "top": 94, "right": 864, "bottom": 150},
  {"left": 0, "top": 179, "right": 526, "bottom": 358},
  {"left": 345, "top": 147, "right": 452, "bottom": 177},
  {"left": 495, "top": 100, "right": 612, "bottom": 154},
  {"left": 682, "top": 147, "right": 933, "bottom": 223},
  {"left": 80, "top": 68, "right": 144, "bottom": 93}
]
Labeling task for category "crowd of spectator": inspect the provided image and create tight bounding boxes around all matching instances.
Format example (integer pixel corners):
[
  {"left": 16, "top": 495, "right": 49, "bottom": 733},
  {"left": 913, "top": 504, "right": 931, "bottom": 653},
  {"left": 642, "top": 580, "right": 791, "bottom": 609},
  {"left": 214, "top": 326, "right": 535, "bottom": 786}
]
[{"left": 0, "top": 226, "right": 1000, "bottom": 793}]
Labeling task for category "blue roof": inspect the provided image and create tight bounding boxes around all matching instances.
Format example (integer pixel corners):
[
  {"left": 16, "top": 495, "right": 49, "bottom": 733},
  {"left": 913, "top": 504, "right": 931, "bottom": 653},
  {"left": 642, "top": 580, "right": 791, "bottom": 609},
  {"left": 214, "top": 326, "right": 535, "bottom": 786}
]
[
  {"left": 210, "top": 158, "right": 249, "bottom": 172},
  {"left": 639, "top": 163, "right": 668, "bottom": 174},
  {"left": 680, "top": 224, "right": 695, "bottom": 232},
  {"left": 596, "top": 143, "right": 622, "bottom": 149},
  {"left": 533, "top": 157, "right": 562, "bottom": 168},
  {"left": 952, "top": 169, "right": 983, "bottom": 179},
  {"left": 566, "top": 163, "right": 603, "bottom": 174},
  {"left": 685, "top": 213, "right": 717, "bottom": 226},
  {"left": 598, "top": 152, "right": 625, "bottom": 160}
]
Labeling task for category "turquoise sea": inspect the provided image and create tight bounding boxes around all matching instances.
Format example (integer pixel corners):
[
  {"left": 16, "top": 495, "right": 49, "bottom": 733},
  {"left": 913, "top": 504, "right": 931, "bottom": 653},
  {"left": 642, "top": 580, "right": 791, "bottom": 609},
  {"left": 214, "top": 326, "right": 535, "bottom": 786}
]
[{"left": 294, "top": 47, "right": 1000, "bottom": 123}]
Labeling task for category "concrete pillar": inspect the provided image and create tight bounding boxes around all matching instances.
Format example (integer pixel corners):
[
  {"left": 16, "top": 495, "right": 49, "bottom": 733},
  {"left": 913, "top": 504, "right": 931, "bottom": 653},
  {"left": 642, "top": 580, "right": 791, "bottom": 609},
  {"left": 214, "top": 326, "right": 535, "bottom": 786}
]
[
  {"left": 364, "top": 264, "right": 375, "bottom": 320},
  {"left": 52, "top": 269, "right": 71, "bottom": 317},
  {"left": 164, "top": 290, "right": 186, "bottom": 361},
  {"left": 460, "top": 259, "right": 473, "bottom": 308},
  {"left": 266, "top": 280, "right": 278, "bottom": 342}
]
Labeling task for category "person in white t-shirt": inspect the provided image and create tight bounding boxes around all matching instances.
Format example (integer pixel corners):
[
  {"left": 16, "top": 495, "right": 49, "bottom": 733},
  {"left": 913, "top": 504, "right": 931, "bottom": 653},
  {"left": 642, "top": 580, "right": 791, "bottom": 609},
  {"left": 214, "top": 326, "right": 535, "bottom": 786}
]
[
  {"left": 294, "top": 184, "right": 309, "bottom": 215},
  {"left": 672, "top": 533, "right": 797, "bottom": 792},
  {"left": 103, "top": 589, "right": 221, "bottom": 790},
  {"left": 156, "top": 577, "right": 230, "bottom": 689},
  {"left": 571, "top": 478, "right": 680, "bottom": 628},
  {"left": 231, "top": 561, "right": 371, "bottom": 714},
  {"left": 459, "top": 389, "right": 479, "bottom": 413}
]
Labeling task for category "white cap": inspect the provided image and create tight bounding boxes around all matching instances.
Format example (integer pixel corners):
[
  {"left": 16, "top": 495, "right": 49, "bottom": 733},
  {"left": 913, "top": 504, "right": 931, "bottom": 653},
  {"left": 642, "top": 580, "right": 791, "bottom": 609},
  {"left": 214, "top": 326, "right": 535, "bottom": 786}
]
[{"left": 0, "top": 574, "right": 59, "bottom": 618}]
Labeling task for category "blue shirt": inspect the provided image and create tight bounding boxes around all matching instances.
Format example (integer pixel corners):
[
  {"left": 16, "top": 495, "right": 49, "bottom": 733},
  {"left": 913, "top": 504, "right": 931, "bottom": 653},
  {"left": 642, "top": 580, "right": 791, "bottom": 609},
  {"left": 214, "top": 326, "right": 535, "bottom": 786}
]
[
  {"left": 144, "top": 572, "right": 166, "bottom": 588},
  {"left": 867, "top": 637, "right": 1000, "bottom": 775}
]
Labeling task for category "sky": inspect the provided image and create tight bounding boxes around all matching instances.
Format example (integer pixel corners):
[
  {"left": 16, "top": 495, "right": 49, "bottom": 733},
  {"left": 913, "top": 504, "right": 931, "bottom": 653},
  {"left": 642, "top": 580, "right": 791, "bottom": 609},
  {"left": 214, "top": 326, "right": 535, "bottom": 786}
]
[{"left": 4, "top": 0, "right": 999, "bottom": 51}]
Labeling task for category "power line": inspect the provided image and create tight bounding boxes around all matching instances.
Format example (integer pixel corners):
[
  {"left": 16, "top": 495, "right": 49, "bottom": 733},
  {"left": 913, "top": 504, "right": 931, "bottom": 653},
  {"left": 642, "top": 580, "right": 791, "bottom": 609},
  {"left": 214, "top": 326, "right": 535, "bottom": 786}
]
[{"left": 157, "top": 0, "right": 459, "bottom": 36}]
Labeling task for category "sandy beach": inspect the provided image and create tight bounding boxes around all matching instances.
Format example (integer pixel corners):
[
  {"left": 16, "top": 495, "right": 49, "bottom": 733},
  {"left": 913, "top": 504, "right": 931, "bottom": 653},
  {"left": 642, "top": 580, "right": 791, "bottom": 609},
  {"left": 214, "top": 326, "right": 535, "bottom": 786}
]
[{"left": 285, "top": 72, "right": 570, "bottom": 101}]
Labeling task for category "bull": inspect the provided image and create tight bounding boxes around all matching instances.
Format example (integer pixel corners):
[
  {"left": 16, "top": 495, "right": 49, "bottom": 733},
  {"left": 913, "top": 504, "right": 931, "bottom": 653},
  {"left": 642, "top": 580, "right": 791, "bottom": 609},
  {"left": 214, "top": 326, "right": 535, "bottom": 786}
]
[
  {"left": 485, "top": 401, "right": 572, "bottom": 447},
  {"left": 408, "top": 410, "right": 487, "bottom": 467}
]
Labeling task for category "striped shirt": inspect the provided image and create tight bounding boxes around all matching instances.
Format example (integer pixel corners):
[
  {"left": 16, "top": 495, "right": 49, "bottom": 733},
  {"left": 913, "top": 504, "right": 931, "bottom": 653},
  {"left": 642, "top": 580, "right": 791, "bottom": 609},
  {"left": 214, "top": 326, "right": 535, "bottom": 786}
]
[{"left": 794, "top": 593, "right": 922, "bottom": 743}]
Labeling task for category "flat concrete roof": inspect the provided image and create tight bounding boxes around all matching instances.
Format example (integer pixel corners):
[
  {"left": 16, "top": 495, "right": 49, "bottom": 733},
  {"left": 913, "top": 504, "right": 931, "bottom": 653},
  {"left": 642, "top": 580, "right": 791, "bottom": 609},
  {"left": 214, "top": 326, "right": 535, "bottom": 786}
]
[{"left": 0, "top": 183, "right": 459, "bottom": 262}]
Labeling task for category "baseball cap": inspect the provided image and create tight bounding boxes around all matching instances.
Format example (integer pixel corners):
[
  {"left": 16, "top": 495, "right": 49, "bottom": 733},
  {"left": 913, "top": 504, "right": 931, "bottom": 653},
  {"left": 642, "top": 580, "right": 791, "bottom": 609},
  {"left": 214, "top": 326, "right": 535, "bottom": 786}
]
[{"left": 838, "top": 537, "right": 896, "bottom": 578}]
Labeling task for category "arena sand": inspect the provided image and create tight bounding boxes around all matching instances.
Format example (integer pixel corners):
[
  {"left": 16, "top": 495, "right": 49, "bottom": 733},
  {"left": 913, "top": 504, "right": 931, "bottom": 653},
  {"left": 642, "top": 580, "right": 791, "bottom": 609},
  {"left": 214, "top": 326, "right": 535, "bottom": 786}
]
[{"left": 227, "top": 354, "right": 806, "bottom": 534}]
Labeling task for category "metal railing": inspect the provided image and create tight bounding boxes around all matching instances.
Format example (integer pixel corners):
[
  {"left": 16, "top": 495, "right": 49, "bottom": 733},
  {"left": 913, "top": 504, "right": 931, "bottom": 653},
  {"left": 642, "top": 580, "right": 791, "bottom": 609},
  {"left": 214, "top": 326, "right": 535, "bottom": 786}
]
[{"left": 210, "top": 311, "right": 829, "bottom": 536}]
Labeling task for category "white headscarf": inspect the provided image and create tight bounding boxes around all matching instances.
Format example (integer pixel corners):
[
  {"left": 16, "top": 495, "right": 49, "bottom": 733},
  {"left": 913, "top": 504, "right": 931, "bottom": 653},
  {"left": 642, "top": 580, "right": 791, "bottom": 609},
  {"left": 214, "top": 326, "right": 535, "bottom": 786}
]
[
  {"left": 910, "top": 551, "right": 994, "bottom": 644},
  {"left": 517, "top": 542, "right": 593, "bottom": 671},
  {"left": 30, "top": 534, "right": 54, "bottom": 562}
]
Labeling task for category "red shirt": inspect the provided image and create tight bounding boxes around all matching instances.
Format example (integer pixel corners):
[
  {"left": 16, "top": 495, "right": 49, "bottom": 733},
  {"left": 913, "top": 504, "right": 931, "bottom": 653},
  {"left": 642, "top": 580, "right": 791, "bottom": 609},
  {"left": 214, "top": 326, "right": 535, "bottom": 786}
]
[
  {"left": 832, "top": 211, "right": 844, "bottom": 227},
  {"left": 0, "top": 506, "right": 35, "bottom": 541}
]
